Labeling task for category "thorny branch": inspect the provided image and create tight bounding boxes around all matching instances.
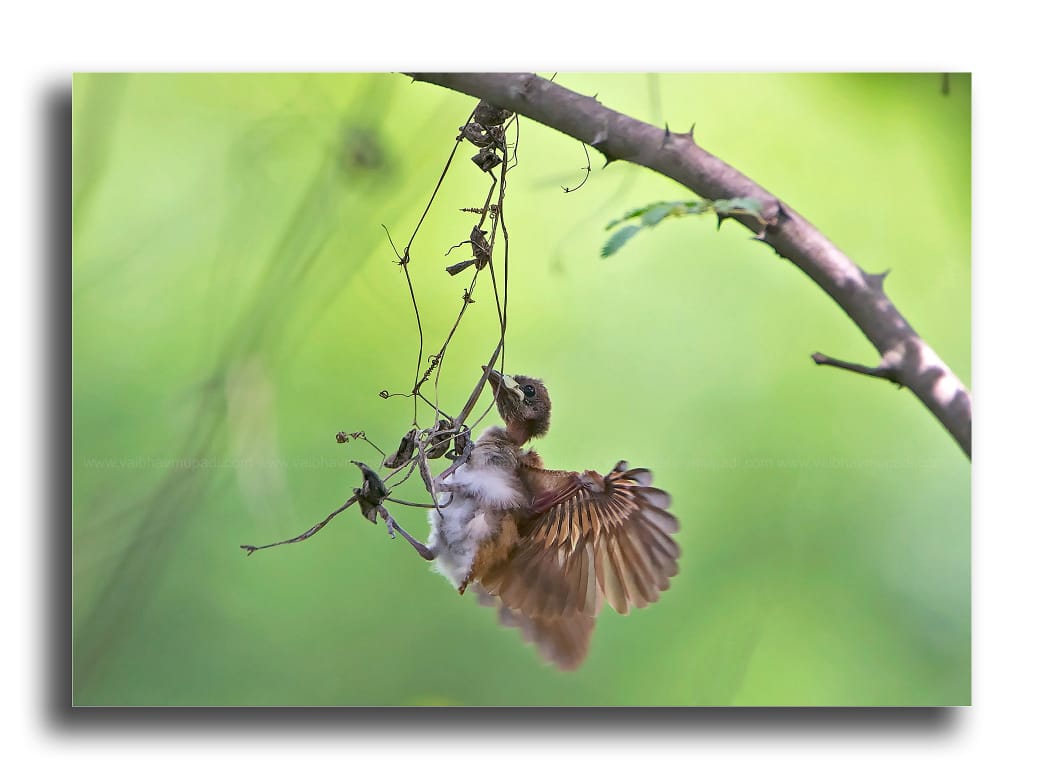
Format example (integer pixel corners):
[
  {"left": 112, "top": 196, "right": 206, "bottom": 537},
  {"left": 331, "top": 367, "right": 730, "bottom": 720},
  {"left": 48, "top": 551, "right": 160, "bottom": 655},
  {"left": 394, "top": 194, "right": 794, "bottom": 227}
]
[{"left": 406, "top": 73, "right": 971, "bottom": 459}]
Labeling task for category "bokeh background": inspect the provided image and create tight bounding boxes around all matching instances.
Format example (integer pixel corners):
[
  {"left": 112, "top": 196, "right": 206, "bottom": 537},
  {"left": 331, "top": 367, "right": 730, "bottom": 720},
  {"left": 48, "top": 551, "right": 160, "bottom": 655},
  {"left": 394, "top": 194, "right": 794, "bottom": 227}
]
[{"left": 72, "top": 73, "right": 971, "bottom": 706}]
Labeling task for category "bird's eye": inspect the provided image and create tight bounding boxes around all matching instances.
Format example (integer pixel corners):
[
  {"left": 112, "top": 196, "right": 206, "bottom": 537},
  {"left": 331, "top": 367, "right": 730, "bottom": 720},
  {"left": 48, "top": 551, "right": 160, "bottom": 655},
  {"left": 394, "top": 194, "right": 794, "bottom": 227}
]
[{"left": 523, "top": 384, "right": 536, "bottom": 398}]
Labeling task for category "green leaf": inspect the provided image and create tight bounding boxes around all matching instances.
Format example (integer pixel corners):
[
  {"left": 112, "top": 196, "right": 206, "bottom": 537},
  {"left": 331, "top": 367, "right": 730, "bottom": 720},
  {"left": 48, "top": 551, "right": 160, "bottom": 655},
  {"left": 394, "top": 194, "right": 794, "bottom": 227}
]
[
  {"left": 601, "top": 197, "right": 763, "bottom": 259},
  {"left": 711, "top": 196, "right": 764, "bottom": 219},
  {"left": 601, "top": 224, "right": 642, "bottom": 258},
  {"left": 605, "top": 205, "right": 651, "bottom": 230},
  {"left": 641, "top": 203, "right": 675, "bottom": 227},
  {"left": 684, "top": 200, "right": 712, "bottom": 215}
]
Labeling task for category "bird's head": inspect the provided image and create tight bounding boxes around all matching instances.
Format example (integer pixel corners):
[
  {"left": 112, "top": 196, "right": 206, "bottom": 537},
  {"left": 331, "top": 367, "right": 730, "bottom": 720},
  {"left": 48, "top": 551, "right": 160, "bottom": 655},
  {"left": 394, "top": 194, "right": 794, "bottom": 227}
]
[{"left": 483, "top": 366, "right": 552, "bottom": 445}]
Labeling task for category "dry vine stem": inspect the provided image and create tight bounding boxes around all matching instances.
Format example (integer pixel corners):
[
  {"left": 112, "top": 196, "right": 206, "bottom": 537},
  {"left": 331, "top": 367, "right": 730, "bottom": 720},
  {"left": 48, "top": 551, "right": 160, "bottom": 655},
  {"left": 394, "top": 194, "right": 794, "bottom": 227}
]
[
  {"left": 407, "top": 73, "right": 972, "bottom": 459},
  {"left": 242, "top": 97, "right": 517, "bottom": 557}
]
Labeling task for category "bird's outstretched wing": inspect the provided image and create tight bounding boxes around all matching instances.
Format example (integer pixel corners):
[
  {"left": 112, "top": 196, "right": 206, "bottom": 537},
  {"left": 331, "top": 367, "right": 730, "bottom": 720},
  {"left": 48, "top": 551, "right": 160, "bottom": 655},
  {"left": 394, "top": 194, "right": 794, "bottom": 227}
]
[{"left": 477, "top": 461, "right": 681, "bottom": 621}]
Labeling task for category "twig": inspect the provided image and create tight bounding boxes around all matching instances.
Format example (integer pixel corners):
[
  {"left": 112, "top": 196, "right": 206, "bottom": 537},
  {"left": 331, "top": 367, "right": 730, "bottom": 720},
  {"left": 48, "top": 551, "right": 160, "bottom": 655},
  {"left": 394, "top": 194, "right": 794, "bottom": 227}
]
[
  {"left": 562, "top": 141, "right": 591, "bottom": 193},
  {"left": 454, "top": 343, "right": 503, "bottom": 427},
  {"left": 406, "top": 73, "right": 971, "bottom": 459},
  {"left": 387, "top": 106, "right": 477, "bottom": 424},
  {"left": 244, "top": 95, "right": 520, "bottom": 563},
  {"left": 240, "top": 494, "right": 360, "bottom": 555},
  {"left": 811, "top": 352, "right": 901, "bottom": 386}
]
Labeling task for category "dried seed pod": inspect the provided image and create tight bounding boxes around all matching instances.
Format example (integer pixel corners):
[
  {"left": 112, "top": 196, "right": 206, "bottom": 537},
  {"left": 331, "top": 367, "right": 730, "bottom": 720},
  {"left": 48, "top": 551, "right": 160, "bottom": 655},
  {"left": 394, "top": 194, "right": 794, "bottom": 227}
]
[
  {"left": 352, "top": 460, "right": 389, "bottom": 524},
  {"left": 474, "top": 101, "right": 512, "bottom": 127},
  {"left": 451, "top": 425, "right": 471, "bottom": 459},
  {"left": 459, "top": 122, "right": 489, "bottom": 147},
  {"left": 426, "top": 419, "right": 456, "bottom": 459},
  {"left": 472, "top": 147, "right": 502, "bottom": 172},
  {"left": 487, "top": 125, "right": 507, "bottom": 150},
  {"left": 383, "top": 428, "right": 419, "bottom": 469},
  {"left": 445, "top": 259, "right": 476, "bottom": 276},
  {"left": 470, "top": 226, "right": 491, "bottom": 269}
]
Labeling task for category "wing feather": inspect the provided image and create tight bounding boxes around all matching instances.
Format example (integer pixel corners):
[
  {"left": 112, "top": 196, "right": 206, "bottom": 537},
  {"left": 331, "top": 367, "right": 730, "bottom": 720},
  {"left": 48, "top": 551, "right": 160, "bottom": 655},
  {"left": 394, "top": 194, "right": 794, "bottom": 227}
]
[{"left": 478, "top": 462, "right": 682, "bottom": 625}]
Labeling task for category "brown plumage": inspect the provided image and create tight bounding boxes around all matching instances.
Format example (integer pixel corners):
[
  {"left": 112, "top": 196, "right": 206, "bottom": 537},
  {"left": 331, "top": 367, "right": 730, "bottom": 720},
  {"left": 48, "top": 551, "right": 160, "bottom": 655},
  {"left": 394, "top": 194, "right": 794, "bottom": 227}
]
[{"left": 428, "top": 368, "right": 681, "bottom": 671}]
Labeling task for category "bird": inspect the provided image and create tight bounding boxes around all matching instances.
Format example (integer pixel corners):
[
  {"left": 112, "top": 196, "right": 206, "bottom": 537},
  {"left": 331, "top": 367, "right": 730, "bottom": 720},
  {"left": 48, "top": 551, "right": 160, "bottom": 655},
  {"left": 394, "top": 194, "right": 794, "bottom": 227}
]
[{"left": 426, "top": 367, "right": 681, "bottom": 670}]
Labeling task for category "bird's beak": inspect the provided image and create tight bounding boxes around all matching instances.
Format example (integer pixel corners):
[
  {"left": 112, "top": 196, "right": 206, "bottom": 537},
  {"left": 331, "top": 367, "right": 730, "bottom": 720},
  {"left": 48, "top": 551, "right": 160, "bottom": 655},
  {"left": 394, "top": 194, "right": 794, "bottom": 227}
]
[{"left": 483, "top": 365, "right": 525, "bottom": 401}]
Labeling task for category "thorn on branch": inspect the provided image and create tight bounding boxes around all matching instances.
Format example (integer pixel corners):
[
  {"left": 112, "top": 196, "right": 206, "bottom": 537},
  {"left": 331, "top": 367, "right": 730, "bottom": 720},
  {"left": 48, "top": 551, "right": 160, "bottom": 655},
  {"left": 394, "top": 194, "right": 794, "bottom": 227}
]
[
  {"left": 862, "top": 269, "right": 891, "bottom": 292},
  {"left": 589, "top": 128, "right": 616, "bottom": 167},
  {"left": 811, "top": 352, "right": 903, "bottom": 387}
]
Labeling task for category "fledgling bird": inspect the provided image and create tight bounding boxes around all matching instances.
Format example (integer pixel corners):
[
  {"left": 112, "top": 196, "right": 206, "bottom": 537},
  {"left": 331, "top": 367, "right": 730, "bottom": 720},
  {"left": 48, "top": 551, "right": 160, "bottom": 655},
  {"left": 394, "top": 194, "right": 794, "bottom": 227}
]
[{"left": 427, "top": 367, "right": 681, "bottom": 670}]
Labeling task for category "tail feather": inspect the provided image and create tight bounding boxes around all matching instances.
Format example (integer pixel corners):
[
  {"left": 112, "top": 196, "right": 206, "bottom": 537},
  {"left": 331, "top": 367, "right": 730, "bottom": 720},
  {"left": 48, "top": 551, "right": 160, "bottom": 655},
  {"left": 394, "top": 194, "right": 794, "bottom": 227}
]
[{"left": 476, "top": 590, "right": 594, "bottom": 671}]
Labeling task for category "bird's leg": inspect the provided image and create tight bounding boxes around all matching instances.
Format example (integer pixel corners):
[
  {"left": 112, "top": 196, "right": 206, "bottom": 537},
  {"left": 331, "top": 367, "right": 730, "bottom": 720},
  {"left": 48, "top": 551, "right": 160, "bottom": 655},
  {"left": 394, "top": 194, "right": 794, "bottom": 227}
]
[
  {"left": 417, "top": 447, "right": 454, "bottom": 513},
  {"left": 376, "top": 504, "right": 435, "bottom": 561},
  {"left": 417, "top": 445, "right": 438, "bottom": 500}
]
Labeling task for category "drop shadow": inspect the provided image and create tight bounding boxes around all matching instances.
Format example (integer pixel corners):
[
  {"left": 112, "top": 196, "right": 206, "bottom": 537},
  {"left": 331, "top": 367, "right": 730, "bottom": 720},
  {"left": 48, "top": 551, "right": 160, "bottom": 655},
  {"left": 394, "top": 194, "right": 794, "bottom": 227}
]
[
  {"left": 42, "top": 82, "right": 74, "bottom": 722},
  {"left": 53, "top": 703, "right": 959, "bottom": 737}
]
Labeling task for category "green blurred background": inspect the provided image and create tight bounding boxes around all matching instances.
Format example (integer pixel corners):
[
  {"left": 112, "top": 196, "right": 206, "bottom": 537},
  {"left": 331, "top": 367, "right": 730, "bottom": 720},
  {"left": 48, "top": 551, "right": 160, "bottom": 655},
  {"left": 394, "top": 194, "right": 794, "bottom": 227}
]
[{"left": 72, "top": 73, "right": 971, "bottom": 706}]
